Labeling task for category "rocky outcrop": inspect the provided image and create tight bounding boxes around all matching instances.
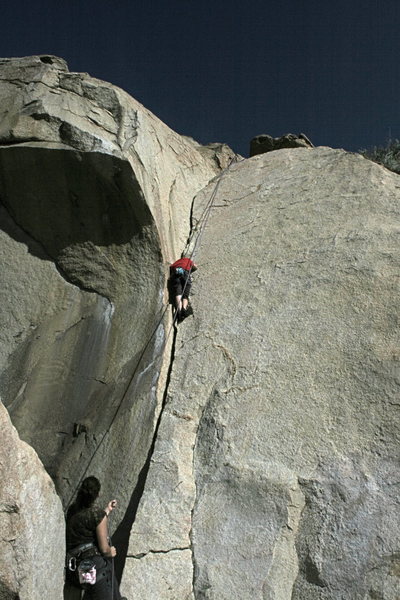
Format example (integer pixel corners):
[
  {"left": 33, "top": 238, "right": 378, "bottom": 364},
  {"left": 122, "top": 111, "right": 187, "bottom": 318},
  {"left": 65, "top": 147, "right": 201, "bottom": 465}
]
[
  {"left": 250, "top": 132, "right": 314, "bottom": 156},
  {"left": 0, "top": 55, "right": 234, "bottom": 259},
  {"left": 123, "top": 148, "right": 400, "bottom": 599},
  {"left": 0, "top": 55, "right": 235, "bottom": 518},
  {"left": 0, "top": 401, "right": 64, "bottom": 600},
  {"left": 0, "top": 55, "right": 239, "bottom": 598},
  {"left": 2, "top": 55, "right": 399, "bottom": 600}
]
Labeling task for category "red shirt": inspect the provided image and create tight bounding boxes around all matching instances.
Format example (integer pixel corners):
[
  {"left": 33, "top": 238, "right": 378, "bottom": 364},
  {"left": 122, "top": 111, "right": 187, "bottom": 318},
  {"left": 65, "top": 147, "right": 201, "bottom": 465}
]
[{"left": 171, "top": 258, "right": 197, "bottom": 272}]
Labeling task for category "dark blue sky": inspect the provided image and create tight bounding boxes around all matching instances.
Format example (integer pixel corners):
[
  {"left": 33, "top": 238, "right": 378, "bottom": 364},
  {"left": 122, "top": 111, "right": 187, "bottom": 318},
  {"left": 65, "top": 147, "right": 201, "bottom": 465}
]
[{"left": 1, "top": 0, "right": 399, "bottom": 156}]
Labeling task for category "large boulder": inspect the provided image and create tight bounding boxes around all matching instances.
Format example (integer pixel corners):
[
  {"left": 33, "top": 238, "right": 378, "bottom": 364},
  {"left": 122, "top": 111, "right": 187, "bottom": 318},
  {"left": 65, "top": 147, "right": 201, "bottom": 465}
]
[
  {"left": 0, "top": 401, "right": 65, "bottom": 599},
  {"left": 0, "top": 55, "right": 235, "bottom": 517},
  {"left": 250, "top": 132, "right": 314, "bottom": 156},
  {"left": 123, "top": 148, "right": 400, "bottom": 599}
]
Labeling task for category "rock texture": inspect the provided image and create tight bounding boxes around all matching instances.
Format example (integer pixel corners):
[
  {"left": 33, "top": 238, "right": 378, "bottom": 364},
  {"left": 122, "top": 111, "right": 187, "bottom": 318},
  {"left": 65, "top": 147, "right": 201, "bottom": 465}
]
[
  {"left": 0, "top": 55, "right": 234, "bottom": 516},
  {"left": 250, "top": 132, "right": 314, "bottom": 156},
  {"left": 2, "top": 56, "right": 399, "bottom": 600},
  {"left": 0, "top": 400, "right": 65, "bottom": 600},
  {"left": 0, "top": 55, "right": 234, "bottom": 259},
  {"left": 123, "top": 148, "right": 400, "bottom": 599}
]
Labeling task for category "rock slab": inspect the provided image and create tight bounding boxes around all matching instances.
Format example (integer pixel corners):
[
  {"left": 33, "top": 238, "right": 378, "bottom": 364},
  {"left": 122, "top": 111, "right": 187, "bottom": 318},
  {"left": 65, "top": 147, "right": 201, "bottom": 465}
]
[
  {"left": 250, "top": 132, "right": 314, "bottom": 156},
  {"left": 124, "top": 148, "right": 400, "bottom": 599},
  {"left": 0, "top": 401, "right": 65, "bottom": 600}
]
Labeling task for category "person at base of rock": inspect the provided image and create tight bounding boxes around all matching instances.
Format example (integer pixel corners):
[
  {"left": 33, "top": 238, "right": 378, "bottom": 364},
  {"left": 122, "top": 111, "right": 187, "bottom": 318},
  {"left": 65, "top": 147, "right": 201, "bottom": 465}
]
[
  {"left": 169, "top": 257, "right": 197, "bottom": 322},
  {"left": 65, "top": 476, "right": 127, "bottom": 600}
]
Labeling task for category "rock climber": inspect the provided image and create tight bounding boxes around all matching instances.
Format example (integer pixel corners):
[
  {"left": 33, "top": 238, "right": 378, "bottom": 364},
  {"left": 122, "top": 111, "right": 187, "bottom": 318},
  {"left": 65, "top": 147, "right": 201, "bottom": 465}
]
[
  {"left": 65, "top": 476, "right": 127, "bottom": 600},
  {"left": 169, "top": 256, "right": 197, "bottom": 322}
]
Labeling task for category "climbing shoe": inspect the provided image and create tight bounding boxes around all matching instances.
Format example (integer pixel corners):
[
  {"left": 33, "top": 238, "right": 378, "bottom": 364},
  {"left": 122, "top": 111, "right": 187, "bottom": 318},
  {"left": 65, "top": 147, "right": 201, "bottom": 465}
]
[
  {"left": 185, "top": 304, "right": 193, "bottom": 317},
  {"left": 177, "top": 310, "right": 186, "bottom": 323},
  {"left": 179, "top": 307, "right": 193, "bottom": 323}
]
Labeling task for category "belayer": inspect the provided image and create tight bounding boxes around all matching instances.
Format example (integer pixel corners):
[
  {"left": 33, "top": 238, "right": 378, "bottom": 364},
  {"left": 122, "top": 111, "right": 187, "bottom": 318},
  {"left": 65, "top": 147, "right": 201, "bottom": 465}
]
[
  {"left": 65, "top": 477, "right": 127, "bottom": 600},
  {"left": 169, "top": 257, "right": 197, "bottom": 322}
]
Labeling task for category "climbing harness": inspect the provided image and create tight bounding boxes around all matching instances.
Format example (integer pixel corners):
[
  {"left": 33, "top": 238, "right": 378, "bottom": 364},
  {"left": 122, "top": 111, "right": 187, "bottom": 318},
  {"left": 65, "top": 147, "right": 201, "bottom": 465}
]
[{"left": 65, "top": 154, "right": 240, "bottom": 512}]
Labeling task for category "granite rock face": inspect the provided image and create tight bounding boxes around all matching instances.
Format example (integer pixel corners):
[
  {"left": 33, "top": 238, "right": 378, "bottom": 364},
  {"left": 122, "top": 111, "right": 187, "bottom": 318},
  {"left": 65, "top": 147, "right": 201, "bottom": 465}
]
[
  {"left": 2, "top": 56, "right": 399, "bottom": 600},
  {"left": 0, "top": 55, "right": 233, "bottom": 518},
  {"left": 250, "top": 132, "right": 314, "bottom": 156},
  {"left": 0, "top": 55, "right": 234, "bottom": 259},
  {"left": 0, "top": 401, "right": 65, "bottom": 600},
  {"left": 123, "top": 148, "right": 400, "bottom": 599}
]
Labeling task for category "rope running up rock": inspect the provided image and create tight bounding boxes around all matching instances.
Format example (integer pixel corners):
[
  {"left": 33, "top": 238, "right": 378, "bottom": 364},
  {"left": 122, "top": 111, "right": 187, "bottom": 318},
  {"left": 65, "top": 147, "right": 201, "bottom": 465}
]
[{"left": 64, "top": 155, "right": 239, "bottom": 512}]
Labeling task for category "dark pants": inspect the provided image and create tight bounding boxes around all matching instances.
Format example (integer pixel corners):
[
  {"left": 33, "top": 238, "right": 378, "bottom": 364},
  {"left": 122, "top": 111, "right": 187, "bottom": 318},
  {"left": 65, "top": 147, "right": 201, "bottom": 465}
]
[
  {"left": 83, "top": 556, "right": 122, "bottom": 600},
  {"left": 170, "top": 271, "right": 192, "bottom": 299}
]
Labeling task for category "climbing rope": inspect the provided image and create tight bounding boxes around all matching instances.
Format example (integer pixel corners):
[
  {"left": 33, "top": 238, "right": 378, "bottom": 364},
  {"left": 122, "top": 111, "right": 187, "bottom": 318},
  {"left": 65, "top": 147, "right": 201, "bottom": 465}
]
[
  {"left": 183, "top": 155, "right": 238, "bottom": 260},
  {"left": 178, "top": 155, "right": 240, "bottom": 305},
  {"left": 65, "top": 154, "right": 239, "bottom": 512},
  {"left": 64, "top": 303, "right": 169, "bottom": 511},
  {"left": 108, "top": 156, "right": 239, "bottom": 504}
]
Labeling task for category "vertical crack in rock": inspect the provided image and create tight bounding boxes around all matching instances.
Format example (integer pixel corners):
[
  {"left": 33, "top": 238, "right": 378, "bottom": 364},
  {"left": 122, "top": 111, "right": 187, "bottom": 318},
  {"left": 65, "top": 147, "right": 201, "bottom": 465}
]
[
  {"left": 113, "top": 323, "right": 178, "bottom": 582},
  {"left": 116, "top": 193, "right": 201, "bottom": 587},
  {"left": 183, "top": 188, "right": 200, "bottom": 255},
  {"left": 187, "top": 257, "right": 240, "bottom": 598},
  {"left": 190, "top": 428, "right": 201, "bottom": 599}
]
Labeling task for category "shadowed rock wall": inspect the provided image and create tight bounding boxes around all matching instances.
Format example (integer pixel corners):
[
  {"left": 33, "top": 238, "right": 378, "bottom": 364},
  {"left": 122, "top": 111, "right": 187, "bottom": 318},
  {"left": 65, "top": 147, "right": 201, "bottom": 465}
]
[
  {"left": 0, "top": 56, "right": 233, "bottom": 523},
  {"left": 0, "top": 143, "right": 164, "bottom": 508},
  {"left": 123, "top": 148, "right": 400, "bottom": 600}
]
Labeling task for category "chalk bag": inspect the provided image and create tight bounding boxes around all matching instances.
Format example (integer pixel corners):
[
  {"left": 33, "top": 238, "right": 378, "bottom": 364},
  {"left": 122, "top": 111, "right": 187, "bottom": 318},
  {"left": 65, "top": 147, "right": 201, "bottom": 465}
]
[{"left": 78, "top": 559, "right": 97, "bottom": 586}]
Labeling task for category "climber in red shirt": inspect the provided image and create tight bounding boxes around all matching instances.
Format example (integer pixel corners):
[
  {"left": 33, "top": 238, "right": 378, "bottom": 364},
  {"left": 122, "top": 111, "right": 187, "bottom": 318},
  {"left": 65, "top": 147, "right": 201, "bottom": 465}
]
[{"left": 169, "top": 257, "right": 197, "bottom": 322}]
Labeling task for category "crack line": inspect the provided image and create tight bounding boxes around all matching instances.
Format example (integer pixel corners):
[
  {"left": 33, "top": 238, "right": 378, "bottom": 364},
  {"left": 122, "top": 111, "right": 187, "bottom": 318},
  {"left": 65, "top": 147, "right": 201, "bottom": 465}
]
[{"left": 128, "top": 546, "right": 190, "bottom": 560}]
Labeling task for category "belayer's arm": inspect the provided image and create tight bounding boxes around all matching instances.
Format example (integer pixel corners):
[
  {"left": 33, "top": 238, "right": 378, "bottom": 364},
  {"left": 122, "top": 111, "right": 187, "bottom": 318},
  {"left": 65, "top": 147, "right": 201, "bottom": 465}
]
[{"left": 96, "top": 517, "right": 116, "bottom": 557}]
